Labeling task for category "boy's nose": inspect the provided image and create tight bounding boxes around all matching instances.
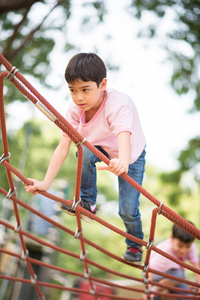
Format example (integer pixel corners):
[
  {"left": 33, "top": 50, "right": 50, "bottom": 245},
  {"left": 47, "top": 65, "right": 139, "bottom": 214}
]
[
  {"left": 76, "top": 93, "right": 83, "bottom": 101},
  {"left": 180, "top": 249, "right": 188, "bottom": 256}
]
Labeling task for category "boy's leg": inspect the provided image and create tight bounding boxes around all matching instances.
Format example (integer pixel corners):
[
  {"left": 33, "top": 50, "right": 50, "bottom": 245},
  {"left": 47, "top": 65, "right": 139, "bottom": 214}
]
[
  {"left": 60, "top": 146, "right": 109, "bottom": 222},
  {"left": 119, "top": 148, "right": 146, "bottom": 262},
  {"left": 80, "top": 145, "right": 109, "bottom": 205},
  {"left": 164, "top": 270, "right": 193, "bottom": 299},
  {"left": 153, "top": 269, "right": 193, "bottom": 300}
]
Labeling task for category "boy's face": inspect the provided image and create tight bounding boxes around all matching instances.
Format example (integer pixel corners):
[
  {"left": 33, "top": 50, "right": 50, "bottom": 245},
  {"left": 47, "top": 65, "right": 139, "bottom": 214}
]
[
  {"left": 171, "top": 237, "right": 193, "bottom": 259},
  {"left": 68, "top": 78, "right": 107, "bottom": 112}
]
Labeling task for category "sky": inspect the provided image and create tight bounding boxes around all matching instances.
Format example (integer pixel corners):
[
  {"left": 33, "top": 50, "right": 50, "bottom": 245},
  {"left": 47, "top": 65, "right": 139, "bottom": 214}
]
[{"left": 5, "top": 0, "right": 200, "bottom": 172}]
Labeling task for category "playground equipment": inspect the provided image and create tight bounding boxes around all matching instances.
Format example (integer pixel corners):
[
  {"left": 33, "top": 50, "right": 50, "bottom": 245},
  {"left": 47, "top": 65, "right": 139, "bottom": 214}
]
[{"left": 0, "top": 53, "right": 200, "bottom": 299}]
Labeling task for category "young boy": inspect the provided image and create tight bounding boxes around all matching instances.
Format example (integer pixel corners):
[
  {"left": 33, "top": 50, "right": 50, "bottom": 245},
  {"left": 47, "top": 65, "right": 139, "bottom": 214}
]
[
  {"left": 24, "top": 53, "right": 146, "bottom": 264},
  {"left": 149, "top": 223, "right": 200, "bottom": 300}
]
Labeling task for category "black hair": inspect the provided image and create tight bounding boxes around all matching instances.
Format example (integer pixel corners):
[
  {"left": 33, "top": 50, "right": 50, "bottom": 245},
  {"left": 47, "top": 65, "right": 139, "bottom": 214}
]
[
  {"left": 172, "top": 222, "right": 195, "bottom": 243},
  {"left": 65, "top": 53, "right": 107, "bottom": 86}
]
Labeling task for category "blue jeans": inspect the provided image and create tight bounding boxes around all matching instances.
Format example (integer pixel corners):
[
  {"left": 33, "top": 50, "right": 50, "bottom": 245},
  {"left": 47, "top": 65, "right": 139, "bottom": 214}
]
[
  {"left": 153, "top": 269, "right": 193, "bottom": 300},
  {"left": 80, "top": 145, "right": 146, "bottom": 249}
]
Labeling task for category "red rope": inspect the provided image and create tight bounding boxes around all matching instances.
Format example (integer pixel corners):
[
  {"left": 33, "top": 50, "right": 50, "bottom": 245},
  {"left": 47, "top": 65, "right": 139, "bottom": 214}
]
[
  {"left": 0, "top": 53, "right": 200, "bottom": 300},
  {"left": 1, "top": 163, "right": 200, "bottom": 276},
  {"left": 0, "top": 248, "right": 145, "bottom": 295}
]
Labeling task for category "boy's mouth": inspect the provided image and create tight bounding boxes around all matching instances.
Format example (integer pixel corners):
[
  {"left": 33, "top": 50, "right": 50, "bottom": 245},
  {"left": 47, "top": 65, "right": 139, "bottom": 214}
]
[{"left": 78, "top": 103, "right": 86, "bottom": 108}]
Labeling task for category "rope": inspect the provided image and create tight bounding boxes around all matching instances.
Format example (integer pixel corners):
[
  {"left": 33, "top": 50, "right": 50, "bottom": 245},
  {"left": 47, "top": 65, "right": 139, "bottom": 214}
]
[{"left": 0, "top": 53, "right": 200, "bottom": 299}]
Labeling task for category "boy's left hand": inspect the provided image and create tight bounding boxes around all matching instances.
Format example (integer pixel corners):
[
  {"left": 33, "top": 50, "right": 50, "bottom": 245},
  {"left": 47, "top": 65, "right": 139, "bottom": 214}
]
[{"left": 97, "top": 158, "right": 128, "bottom": 176}]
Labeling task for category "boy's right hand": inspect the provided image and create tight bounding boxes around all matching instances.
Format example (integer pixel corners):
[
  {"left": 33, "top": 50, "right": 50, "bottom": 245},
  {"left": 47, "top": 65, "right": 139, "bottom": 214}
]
[{"left": 23, "top": 179, "right": 50, "bottom": 195}]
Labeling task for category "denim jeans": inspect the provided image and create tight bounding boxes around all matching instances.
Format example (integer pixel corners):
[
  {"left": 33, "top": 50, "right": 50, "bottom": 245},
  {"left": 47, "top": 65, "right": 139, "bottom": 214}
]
[
  {"left": 80, "top": 145, "right": 146, "bottom": 249},
  {"left": 153, "top": 269, "right": 193, "bottom": 300}
]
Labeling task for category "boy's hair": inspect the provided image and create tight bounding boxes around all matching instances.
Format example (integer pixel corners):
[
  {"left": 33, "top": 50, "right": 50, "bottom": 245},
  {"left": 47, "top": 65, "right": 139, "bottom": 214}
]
[
  {"left": 65, "top": 53, "right": 107, "bottom": 86},
  {"left": 172, "top": 222, "right": 195, "bottom": 243}
]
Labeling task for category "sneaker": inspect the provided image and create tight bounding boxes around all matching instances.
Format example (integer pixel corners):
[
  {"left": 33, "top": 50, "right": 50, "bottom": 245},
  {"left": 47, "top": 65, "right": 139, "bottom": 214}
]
[
  {"left": 58, "top": 200, "right": 76, "bottom": 216},
  {"left": 80, "top": 202, "right": 98, "bottom": 223},
  {"left": 59, "top": 200, "right": 98, "bottom": 223},
  {"left": 122, "top": 247, "right": 143, "bottom": 264}
]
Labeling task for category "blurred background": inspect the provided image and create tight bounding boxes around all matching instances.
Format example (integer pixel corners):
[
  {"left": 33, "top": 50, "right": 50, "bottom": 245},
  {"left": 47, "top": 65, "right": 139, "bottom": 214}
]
[{"left": 0, "top": 0, "right": 200, "bottom": 299}]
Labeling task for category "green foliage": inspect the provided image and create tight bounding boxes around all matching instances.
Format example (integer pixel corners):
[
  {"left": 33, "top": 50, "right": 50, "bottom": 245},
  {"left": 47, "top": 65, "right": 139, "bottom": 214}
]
[
  {"left": 0, "top": 116, "right": 118, "bottom": 202},
  {"left": 178, "top": 137, "right": 200, "bottom": 173},
  {"left": 1, "top": 121, "right": 199, "bottom": 292},
  {"left": 55, "top": 164, "right": 200, "bottom": 282},
  {"left": 129, "top": 0, "right": 200, "bottom": 195},
  {"left": 141, "top": 165, "right": 200, "bottom": 252},
  {"left": 0, "top": 0, "right": 107, "bottom": 105},
  {"left": 1, "top": 1, "right": 200, "bottom": 294},
  {"left": 57, "top": 211, "right": 142, "bottom": 279},
  {"left": 1, "top": 6, "right": 60, "bottom": 82},
  {"left": 83, "top": 1, "right": 106, "bottom": 23},
  {"left": 160, "top": 137, "right": 200, "bottom": 203},
  {"left": 130, "top": 0, "right": 200, "bottom": 112}
]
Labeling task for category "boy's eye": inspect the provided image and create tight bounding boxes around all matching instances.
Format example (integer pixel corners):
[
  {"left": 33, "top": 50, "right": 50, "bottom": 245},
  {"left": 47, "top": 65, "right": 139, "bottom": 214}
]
[
  {"left": 83, "top": 89, "right": 88, "bottom": 92},
  {"left": 70, "top": 89, "right": 75, "bottom": 93}
]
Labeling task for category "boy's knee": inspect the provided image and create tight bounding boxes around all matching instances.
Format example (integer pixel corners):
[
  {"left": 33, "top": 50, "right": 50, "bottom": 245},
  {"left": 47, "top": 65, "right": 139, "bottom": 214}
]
[
  {"left": 119, "top": 201, "right": 140, "bottom": 219},
  {"left": 166, "top": 269, "right": 185, "bottom": 280},
  {"left": 174, "top": 269, "right": 184, "bottom": 279},
  {"left": 119, "top": 209, "right": 140, "bottom": 223}
]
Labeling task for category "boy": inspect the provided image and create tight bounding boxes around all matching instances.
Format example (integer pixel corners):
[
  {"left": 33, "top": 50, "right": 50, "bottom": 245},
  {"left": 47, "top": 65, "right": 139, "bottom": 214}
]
[
  {"left": 24, "top": 53, "right": 146, "bottom": 264},
  {"left": 149, "top": 223, "right": 200, "bottom": 300}
]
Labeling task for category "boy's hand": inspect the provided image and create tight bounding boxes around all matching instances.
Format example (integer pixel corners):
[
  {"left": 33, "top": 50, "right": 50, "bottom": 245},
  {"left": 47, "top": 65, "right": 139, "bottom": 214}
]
[
  {"left": 23, "top": 179, "right": 50, "bottom": 195},
  {"left": 97, "top": 158, "right": 129, "bottom": 176}
]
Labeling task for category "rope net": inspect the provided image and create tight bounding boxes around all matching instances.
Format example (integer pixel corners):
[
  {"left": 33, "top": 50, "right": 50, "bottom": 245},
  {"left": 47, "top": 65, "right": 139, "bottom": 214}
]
[{"left": 0, "top": 53, "right": 200, "bottom": 300}]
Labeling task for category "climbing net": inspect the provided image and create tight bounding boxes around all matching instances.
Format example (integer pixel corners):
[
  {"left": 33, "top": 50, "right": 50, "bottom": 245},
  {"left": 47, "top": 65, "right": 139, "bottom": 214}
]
[{"left": 0, "top": 53, "right": 200, "bottom": 300}]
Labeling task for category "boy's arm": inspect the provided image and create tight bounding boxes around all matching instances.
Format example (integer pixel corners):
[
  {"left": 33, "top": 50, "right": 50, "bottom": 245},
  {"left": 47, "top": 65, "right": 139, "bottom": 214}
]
[
  {"left": 24, "top": 135, "right": 71, "bottom": 194},
  {"left": 98, "top": 131, "right": 131, "bottom": 176}
]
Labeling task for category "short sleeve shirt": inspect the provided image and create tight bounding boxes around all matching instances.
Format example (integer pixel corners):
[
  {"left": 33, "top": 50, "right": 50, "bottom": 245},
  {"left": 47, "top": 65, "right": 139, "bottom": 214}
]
[
  {"left": 149, "top": 238, "right": 199, "bottom": 272},
  {"left": 63, "top": 88, "right": 146, "bottom": 164}
]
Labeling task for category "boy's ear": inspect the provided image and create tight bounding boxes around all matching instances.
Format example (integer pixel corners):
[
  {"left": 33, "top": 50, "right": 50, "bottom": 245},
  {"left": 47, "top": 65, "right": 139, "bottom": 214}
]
[{"left": 100, "top": 78, "right": 107, "bottom": 91}]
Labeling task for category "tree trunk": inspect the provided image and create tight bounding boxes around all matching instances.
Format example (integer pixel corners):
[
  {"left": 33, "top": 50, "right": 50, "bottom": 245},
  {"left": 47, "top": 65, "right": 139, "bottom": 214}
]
[{"left": 0, "top": 0, "right": 41, "bottom": 14}]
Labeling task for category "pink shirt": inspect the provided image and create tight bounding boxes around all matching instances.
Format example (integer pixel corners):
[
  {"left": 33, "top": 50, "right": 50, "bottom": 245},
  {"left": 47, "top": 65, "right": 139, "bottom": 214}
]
[
  {"left": 63, "top": 88, "right": 145, "bottom": 164},
  {"left": 150, "top": 238, "right": 199, "bottom": 272}
]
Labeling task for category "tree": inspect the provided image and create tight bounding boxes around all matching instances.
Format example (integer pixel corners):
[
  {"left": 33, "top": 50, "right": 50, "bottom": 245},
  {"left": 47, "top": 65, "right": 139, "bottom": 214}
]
[
  {"left": 1, "top": 0, "right": 199, "bottom": 192},
  {"left": 129, "top": 0, "right": 200, "bottom": 111},
  {"left": 1, "top": 1, "right": 69, "bottom": 83},
  {"left": 0, "top": 0, "right": 41, "bottom": 14},
  {"left": 160, "top": 137, "right": 200, "bottom": 204},
  {"left": 129, "top": 0, "right": 200, "bottom": 189},
  {"left": 0, "top": 0, "right": 107, "bottom": 103}
]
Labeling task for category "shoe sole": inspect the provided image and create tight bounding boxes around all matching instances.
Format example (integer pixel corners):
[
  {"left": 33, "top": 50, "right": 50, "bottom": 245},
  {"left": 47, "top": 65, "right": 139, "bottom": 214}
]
[
  {"left": 121, "top": 256, "right": 141, "bottom": 265},
  {"left": 58, "top": 203, "right": 94, "bottom": 223},
  {"left": 58, "top": 203, "right": 76, "bottom": 216},
  {"left": 80, "top": 214, "right": 93, "bottom": 223}
]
